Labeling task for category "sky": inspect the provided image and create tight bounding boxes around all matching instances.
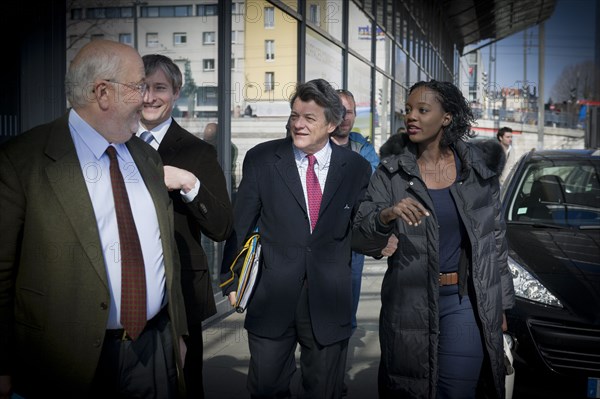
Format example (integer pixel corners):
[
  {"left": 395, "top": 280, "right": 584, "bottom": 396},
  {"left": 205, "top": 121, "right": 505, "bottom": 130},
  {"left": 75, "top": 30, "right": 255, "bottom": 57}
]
[{"left": 478, "top": 0, "right": 597, "bottom": 102}]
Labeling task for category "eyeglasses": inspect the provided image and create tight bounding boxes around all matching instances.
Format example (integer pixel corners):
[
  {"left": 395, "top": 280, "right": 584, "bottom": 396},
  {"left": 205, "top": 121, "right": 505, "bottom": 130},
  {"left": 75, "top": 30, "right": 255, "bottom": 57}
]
[{"left": 104, "top": 79, "right": 148, "bottom": 95}]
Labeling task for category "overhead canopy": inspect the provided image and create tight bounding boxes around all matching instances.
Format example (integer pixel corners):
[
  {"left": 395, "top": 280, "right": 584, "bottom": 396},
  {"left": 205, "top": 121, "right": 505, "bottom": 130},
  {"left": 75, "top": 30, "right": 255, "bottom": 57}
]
[{"left": 444, "top": 0, "right": 557, "bottom": 55}]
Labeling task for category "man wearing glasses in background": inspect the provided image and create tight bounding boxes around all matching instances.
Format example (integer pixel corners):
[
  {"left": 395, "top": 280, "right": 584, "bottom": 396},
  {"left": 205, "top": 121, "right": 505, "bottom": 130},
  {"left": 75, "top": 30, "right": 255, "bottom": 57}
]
[
  {"left": 333, "top": 89, "right": 399, "bottom": 396},
  {"left": 332, "top": 89, "right": 380, "bottom": 332}
]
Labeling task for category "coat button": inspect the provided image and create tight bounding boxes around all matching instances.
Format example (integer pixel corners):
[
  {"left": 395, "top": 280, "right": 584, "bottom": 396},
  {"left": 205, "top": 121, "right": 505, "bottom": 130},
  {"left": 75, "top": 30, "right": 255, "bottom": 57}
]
[
  {"left": 100, "top": 302, "right": 108, "bottom": 310},
  {"left": 409, "top": 181, "right": 414, "bottom": 185},
  {"left": 93, "top": 339, "right": 102, "bottom": 348},
  {"left": 306, "top": 247, "right": 312, "bottom": 252}
]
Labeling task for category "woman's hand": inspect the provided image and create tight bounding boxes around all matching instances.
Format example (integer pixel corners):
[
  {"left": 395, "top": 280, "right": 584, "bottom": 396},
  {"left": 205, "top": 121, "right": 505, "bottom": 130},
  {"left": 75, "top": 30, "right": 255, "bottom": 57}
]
[{"left": 380, "top": 198, "right": 430, "bottom": 226}]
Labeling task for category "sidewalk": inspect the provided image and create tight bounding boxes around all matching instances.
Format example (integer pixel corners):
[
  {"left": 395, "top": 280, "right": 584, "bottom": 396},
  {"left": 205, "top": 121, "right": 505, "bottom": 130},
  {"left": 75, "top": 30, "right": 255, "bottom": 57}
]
[{"left": 202, "top": 257, "right": 386, "bottom": 398}]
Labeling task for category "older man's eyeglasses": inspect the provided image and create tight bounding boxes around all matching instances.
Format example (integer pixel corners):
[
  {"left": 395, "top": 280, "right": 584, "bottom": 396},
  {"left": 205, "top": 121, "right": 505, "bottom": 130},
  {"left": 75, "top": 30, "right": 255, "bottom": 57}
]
[{"left": 104, "top": 79, "right": 148, "bottom": 95}]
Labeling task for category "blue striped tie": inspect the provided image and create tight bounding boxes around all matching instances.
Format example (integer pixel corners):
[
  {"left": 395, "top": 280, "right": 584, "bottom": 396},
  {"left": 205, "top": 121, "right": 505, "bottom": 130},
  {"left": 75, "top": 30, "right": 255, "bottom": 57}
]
[{"left": 140, "top": 130, "right": 154, "bottom": 144}]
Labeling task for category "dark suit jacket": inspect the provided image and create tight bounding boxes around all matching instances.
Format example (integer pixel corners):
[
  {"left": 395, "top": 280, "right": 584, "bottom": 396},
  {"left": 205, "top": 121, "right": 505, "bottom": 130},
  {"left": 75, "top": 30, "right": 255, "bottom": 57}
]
[
  {"left": 220, "top": 137, "right": 371, "bottom": 346},
  {"left": 158, "top": 120, "right": 233, "bottom": 325},
  {"left": 0, "top": 113, "right": 188, "bottom": 396}
]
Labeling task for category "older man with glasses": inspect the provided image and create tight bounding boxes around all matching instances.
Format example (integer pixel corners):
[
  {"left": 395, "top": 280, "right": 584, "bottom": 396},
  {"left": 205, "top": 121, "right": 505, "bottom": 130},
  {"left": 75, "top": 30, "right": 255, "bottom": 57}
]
[{"left": 0, "top": 39, "right": 188, "bottom": 399}]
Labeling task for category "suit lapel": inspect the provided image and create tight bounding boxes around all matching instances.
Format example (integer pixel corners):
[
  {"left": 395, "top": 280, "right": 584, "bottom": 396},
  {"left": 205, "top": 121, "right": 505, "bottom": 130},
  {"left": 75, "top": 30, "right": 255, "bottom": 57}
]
[
  {"left": 44, "top": 116, "right": 108, "bottom": 288},
  {"left": 275, "top": 138, "right": 307, "bottom": 213},
  {"left": 320, "top": 142, "right": 346, "bottom": 215},
  {"left": 157, "top": 121, "right": 185, "bottom": 164},
  {"left": 127, "top": 139, "right": 169, "bottom": 231}
]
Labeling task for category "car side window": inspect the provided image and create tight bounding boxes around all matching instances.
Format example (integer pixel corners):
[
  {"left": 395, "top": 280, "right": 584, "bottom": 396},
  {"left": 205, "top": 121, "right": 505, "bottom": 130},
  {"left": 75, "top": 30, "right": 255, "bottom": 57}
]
[{"left": 510, "top": 163, "right": 600, "bottom": 224}]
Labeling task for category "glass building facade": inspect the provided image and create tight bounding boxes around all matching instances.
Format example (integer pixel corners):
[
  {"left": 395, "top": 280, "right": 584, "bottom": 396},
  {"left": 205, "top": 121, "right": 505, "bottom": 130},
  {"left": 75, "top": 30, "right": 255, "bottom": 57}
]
[
  {"left": 6, "top": 0, "right": 588, "bottom": 324},
  {"left": 61, "top": 0, "right": 462, "bottom": 320}
]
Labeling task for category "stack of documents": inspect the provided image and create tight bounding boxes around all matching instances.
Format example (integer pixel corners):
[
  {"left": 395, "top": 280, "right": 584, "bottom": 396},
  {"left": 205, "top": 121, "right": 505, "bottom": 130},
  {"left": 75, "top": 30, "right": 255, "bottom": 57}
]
[
  {"left": 235, "top": 238, "right": 261, "bottom": 313},
  {"left": 220, "top": 230, "right": 262, "bottom": 313}
]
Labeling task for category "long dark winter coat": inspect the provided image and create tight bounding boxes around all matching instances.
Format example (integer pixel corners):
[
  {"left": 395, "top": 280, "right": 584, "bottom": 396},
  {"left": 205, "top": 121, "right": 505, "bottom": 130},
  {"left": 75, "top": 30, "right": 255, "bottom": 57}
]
[{"left": 352, "top": 134, "right": 515, "bottom": 398}]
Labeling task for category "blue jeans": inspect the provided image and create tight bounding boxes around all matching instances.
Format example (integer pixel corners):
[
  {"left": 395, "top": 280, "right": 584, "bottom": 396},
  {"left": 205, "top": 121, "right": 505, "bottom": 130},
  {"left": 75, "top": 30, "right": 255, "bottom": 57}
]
[
  {"left": 351, "top": 251, "right": 365, "bottom": 330},
  {"left": 437, "top": 284, "right": 484, "bottom": 398}
]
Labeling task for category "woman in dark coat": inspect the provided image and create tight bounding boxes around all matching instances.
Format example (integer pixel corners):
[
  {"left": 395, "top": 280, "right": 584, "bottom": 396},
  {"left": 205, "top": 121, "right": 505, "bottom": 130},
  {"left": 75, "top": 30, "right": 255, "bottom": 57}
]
[{"left": 352, "top": 80, "right": 515, "bottom": 398}]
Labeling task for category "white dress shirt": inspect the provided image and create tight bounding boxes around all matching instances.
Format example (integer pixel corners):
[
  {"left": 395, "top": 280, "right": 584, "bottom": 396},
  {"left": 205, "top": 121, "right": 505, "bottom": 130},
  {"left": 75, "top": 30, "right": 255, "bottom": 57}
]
[{"left": 69, "top": 109, "right": 166, "bottom": 329}]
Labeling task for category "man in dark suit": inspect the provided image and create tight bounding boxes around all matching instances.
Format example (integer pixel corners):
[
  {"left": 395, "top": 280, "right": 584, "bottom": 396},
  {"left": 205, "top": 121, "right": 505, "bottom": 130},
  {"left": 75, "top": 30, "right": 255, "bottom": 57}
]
[
  {"left": 220, "top": 79, "right": 372, "bottom": 398},
  {"left": 0, "top": 40, "right": 188, "bottom": 398},
  {"left": 138, "top": 54, "right": 233, "bottom": 398}
]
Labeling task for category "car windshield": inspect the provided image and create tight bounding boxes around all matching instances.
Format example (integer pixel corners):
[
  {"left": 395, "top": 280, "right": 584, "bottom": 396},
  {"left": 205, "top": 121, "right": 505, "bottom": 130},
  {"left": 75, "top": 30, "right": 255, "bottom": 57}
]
[{"left": 506, "top": 158, "right": 600, "bottom": 228}]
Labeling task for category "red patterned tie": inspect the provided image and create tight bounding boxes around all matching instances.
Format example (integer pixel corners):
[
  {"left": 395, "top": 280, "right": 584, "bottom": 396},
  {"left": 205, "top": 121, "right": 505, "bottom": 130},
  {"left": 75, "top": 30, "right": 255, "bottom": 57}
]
[
  {"left": 106, "top": 146, "right": 147, "bottom": 340},
  {"left": 306, "top": 154, "right": 322, "bottom": 232}
]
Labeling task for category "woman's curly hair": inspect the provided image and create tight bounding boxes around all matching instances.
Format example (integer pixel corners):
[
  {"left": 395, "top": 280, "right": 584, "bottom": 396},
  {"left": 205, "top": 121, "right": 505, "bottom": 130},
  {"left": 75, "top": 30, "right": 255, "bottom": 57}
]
[{"left": 408, "top": 80, "right": 476, "bottom": 147}]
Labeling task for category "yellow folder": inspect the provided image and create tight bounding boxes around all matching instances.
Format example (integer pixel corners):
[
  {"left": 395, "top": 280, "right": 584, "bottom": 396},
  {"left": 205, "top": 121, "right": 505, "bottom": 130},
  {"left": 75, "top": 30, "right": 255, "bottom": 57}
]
[{"left": 220, "top": 230, "right": 261, "bottom": 313}]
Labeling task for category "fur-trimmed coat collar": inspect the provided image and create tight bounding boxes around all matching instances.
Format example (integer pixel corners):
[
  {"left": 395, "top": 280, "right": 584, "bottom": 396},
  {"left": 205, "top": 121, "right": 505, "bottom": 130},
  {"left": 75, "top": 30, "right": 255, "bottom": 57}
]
[{"left": 379, "top": 133, "right": 506, "bottom": 177}]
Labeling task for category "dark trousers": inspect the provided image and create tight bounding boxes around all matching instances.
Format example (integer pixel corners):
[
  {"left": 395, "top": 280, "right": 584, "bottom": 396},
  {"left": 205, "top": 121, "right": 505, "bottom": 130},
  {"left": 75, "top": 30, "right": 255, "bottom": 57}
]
[
  {"left": 350, "top": 251, "right": 365, "bottom": 331},
  {"left": 183, "top": 324, "right": 205, "bottom": 398},
  {"left": 247, "top": 282, "right": 349, "bottom": 399},
  {"left": 378, "top": 285, "right": 484, "bottom": 399},
  {"left": 91, "top": 308, "right": 177, "bottom": 399},
  {"left": 437, "top": 284, "right": 484, "bottom": 399}
]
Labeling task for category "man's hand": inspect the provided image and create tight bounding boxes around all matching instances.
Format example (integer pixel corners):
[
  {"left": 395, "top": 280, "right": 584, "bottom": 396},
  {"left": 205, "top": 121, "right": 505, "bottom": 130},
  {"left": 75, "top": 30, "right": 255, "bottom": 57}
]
[
  {"left": 381, "top": 235, "right": 398, "bottom": 257},
  {"left": 228, "top": 291, "right": 237, "bottom": 307},
  {"left": 163, "top": 165, "right": 197, "bottom": 193},
  {"left": 179, "top": 337, "right": 187, "bottom": 368}
]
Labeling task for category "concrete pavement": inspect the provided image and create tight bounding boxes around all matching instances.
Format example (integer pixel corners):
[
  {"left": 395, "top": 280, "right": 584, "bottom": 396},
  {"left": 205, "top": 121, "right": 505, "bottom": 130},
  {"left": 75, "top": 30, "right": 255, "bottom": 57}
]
[{"left": 202, "top": 257, "right": 387, "bottom": 398}]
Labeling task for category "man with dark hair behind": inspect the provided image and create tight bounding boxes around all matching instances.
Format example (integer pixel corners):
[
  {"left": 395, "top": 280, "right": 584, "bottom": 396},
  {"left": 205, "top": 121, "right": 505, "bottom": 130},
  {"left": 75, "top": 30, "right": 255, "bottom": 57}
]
[
  {"left": 496, "top": 126, "right": 516, "bottom": 184},
  {"left": 138, "top": 54, "right": 233, "bottom": 398}
]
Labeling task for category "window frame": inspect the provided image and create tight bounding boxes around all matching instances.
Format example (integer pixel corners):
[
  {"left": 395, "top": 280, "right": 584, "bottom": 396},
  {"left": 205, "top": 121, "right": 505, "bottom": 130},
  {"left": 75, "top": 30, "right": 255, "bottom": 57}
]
[
  {"left": 119, "top": 33, "right": 132, "bottom": 45},
  {"left": 264, "top": 6, "right": 275, "bottom": 28},
  {"left": 203, "top": 31, "right": 216, "bottom": 45},
  {"left": 203, "top": 58, "right": 216, "bottom": 71},
  {"left": 146, "top": 32, "right": 159, "bottom": 47},
  {"left": 265, "top": 39, "right": 275, "bottom": 61},
  {"left": 265, "top": 72, "right": 275, "bottom": 91},
  {"left": 174, "top": 32, "right": 187, "bottom": 46}
]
